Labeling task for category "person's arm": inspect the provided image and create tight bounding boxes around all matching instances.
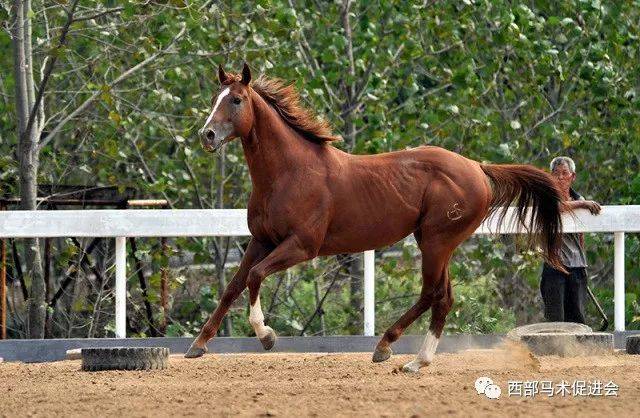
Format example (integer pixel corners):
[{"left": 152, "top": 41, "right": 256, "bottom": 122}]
[{"left": 560, "top": 200, "right": 602, "bottom": 215}]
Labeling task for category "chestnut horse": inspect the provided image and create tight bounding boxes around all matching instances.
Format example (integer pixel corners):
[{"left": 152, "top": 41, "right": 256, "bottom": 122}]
[{"left": 187, "top": 63, "right": 563, "bottom": 373}]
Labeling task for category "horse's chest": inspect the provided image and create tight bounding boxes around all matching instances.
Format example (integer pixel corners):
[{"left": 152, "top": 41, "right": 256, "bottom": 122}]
[{"left": 247, "top": 204, "right": 287, "bottom": 245}]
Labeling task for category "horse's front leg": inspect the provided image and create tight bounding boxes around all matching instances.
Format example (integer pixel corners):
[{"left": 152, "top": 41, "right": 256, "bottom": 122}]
[
  {"left": 245, "top": 235, "right": 318, "bottom": 346},
  {"left": 248, "top": 293, "right": 277, "bottom": 350},
  {"left": 185, "top": 238, "right": 270, "bottom": 358}
]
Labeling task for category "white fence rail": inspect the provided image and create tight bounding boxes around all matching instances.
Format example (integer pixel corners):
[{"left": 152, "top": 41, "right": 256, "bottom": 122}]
[{"left": 1, "top": 205, "right": 638, "bottom": 337}]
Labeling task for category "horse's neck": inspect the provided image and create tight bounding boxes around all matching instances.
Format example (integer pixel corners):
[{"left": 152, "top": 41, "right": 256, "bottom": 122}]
[{"left": 241, "top": 92, "right": 312, "bottom": 191}]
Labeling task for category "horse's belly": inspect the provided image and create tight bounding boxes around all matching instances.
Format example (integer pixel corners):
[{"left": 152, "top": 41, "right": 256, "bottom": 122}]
[{"left": 319, "top": 214, "right": 417, "bottom": 255}]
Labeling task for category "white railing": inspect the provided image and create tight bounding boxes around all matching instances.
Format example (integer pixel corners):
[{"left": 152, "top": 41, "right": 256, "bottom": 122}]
[{"left": 0, "top": 205, "right": 637, "bottom": 337}]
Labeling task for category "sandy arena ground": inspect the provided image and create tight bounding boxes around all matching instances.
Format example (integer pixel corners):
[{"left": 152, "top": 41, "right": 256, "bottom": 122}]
[{"left": 1, "top": 345, "right": 640, "bottom": 417}]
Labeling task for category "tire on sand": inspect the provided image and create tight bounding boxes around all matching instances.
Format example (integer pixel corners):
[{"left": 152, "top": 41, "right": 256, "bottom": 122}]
[
  {"left": 81, "top": 347, "right": 169, "bottom": 371},
  {"left": 626, "top": 335, "right": 640, "bottom": 355},
  {"left": 506, "top": 322, "right": 593, "bottom": 341},
  {"left": 520, "top": 332, "right": 613, "bottom": 356}
]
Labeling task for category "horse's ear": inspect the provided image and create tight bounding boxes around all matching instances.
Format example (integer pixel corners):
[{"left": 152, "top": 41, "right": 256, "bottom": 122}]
[
  {"left": 241, "top": 62, "right": 251, "bottom": 85},
  {"left": 218, "top": 64, "right": 229, "bottom": 84}
]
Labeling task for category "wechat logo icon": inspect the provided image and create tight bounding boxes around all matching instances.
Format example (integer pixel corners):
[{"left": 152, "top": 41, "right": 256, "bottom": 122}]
[{"left": 475, "top": 376, "right": 501, "bottom": 400}]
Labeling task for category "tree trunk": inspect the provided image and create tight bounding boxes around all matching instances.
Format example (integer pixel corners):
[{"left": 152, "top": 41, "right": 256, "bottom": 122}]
[
  {"left": 160, "top": 237, "right": 169, "bottom": 335},
  {"left": 313, "top": 277, "right": 325, "bottom": 335},
  {"left": 12, "top": 0, "right": 46, "bottom": 338},
  {"left": 23, "top": 1, "right": 36, "bottom": 118},
  {"left": 11, "top": 1, "right": 28, "bottom": 136}
]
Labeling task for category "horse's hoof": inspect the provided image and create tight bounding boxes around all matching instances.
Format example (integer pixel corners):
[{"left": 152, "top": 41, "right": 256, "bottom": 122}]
[
  {"left": 401, "top": 359, "right": 427, "bottom": 373},
  {"left": 260, "top": 327, "right": 277, "bottom": 351},
  {"left": 184, "top": 343, "right": 208, "bottom": 358},
  {"left": 372, "top": 346, "right": 393, "bottom": 363}
]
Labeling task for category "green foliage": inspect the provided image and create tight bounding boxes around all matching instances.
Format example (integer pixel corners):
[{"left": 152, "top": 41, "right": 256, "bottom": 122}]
[{"left": 1, "top": 0, "right": 639, "bottom": 337}]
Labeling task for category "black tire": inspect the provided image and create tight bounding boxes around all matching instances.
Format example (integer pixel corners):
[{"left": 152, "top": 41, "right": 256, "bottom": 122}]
[
  {"left": 520, "top": 332, "right": 613, "bottom": 356},
  {"left": 626, "top": 335, "right": 640, "bottom": 355},
  {"left": 81, "top": 347, "right": 169, "bottom": 371},
  {"left": 506, "top": 322, "right": 593, "bottom": 341}
]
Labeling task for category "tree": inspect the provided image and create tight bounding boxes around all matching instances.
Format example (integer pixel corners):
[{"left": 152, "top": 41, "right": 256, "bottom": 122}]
[
  {"left": 6, "top": 0, "right": 185, "bottom": 337},
  {"left": 11, "top": 0, "right": 46, "bottom": 337},
  {"left": 2, "top": 0, "right": 639, "bottom": 339}
]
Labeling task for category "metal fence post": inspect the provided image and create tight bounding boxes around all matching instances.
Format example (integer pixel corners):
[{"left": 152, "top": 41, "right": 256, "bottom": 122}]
[
  {"left": 364, "top": 250, "right": 375, "bottom": 336},
  {"left": 614, "top": 232, "right": 625, "bottom": 332},
  {"left": 115, "top": 236, "right": 126, "bottom": 338}
]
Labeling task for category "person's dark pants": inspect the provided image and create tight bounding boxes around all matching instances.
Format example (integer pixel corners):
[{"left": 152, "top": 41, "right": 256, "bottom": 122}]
[{"left": 540, "top": 264, "right": 588, "bottom": 323}]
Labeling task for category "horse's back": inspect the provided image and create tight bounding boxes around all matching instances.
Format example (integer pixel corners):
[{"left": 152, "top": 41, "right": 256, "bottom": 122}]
[
  {"left": 339, "top": 145, "right": 489, "bottom": 201},
  {"left": 318, "top": 145, "right": 490, "bottom": 254}
]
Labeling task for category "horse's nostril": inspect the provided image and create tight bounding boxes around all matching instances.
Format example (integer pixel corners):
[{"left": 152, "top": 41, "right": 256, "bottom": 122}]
[{"left": 205, "top": 129, "right": 215, "bottom": 141}]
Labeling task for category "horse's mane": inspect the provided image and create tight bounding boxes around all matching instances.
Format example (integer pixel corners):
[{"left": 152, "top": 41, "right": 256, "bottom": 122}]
[{"left": 250, "top": 76, "right": 340, "bottom": 143}]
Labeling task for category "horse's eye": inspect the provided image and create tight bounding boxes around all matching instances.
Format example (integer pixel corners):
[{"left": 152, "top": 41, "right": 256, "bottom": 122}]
[{"left": 232, "top": 97, "right": 242, "bottom": 105}]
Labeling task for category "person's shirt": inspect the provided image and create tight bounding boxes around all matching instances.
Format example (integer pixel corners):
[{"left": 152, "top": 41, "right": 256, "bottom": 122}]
[{"left": 559, "top": 188, "right": 588, "bottom": 268}]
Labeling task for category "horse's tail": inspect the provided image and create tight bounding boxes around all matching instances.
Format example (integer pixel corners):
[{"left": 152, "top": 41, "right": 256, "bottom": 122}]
[{"left": 480, "top": 163, "right": 564, "bottom": 272}]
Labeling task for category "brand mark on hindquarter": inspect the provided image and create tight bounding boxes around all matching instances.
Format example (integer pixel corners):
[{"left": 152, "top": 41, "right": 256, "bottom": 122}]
[{"left": 447, "top": 202, "right": 463, "bottom": 220}]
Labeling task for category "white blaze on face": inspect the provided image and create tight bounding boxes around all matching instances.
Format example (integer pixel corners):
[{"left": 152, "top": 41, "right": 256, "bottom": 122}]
[
  {"left": 249, "top": 295, "right": 269, "bottom": 339},
  {"left": 202, "top": 87, "right": 230, "bottom": 132}
]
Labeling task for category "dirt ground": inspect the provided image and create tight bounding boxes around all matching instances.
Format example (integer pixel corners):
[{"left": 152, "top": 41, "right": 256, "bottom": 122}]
[{"left": 1, "top": 345, "right": 640, "bottom": 417}]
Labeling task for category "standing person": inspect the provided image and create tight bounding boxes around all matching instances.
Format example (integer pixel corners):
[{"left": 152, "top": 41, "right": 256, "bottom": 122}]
[{"left": 540, "top": 157, "right": 601, "bottom": 323}]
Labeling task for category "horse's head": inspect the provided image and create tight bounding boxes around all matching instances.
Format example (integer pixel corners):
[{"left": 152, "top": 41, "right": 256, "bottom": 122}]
[{"left": 199, "top": 63, "right": 254, "bottom": 153}]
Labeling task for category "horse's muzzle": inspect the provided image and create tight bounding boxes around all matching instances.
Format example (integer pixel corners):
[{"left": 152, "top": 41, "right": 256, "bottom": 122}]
[{"left": 200, "top": 129, "right": 220, "bottom": 153}]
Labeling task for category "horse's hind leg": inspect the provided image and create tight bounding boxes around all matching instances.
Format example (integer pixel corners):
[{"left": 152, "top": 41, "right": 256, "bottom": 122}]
[
  {"left": 372, "top": 287, "right": 436, "bottom": 363},
  {"left": 372, "top": 240, "right": 449, "bottom": 363},
  {"left": 401, "top": 277, "right": 453, "bottom": 373},
  {"left": 248, "top": 293, "right": 277, "bottom": 350}
]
